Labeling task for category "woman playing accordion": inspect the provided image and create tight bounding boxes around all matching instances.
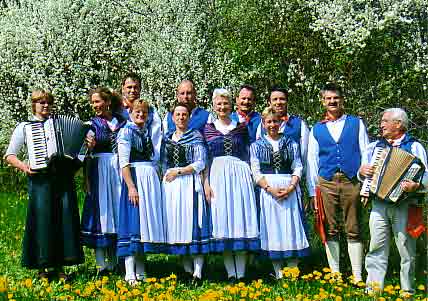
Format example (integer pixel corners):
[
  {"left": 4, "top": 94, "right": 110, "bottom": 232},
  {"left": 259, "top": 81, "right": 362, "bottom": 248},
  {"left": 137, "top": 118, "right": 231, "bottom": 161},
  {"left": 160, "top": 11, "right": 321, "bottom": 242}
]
[{"left": 4, "top": 90, "right": 83, "bottom": 279}]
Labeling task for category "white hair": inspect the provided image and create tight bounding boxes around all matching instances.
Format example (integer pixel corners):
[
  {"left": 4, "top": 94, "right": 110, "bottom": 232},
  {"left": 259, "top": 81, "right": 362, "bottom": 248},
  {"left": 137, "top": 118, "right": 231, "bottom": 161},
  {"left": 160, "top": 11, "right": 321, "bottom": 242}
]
[
  {"left": 212, "top": 88, "right": 231, "bottom": 105},
  {"left": 383, "top": 108, "right": 408, "bottom": 130}
]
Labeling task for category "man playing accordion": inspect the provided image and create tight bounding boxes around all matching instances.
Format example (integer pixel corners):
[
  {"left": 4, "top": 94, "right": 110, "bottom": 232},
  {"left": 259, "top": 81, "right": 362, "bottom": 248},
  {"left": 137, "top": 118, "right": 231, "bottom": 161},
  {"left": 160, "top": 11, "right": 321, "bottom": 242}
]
[{"left": 359, "top": 108, "right": 428, "bottom": 295}]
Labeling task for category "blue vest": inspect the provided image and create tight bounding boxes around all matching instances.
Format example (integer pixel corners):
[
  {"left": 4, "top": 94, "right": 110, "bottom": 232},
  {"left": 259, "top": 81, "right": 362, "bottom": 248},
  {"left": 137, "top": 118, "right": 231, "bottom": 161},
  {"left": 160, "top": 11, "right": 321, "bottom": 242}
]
[
  {"left": 166, "top": 107, "right": 210, "bottom": 136},
  {"left": 375, "top": 135, "right": 416, "bottom": 153},
  {"left": 313, "top": 115, "right": 361, "bottom": 180},
  {"left": 260, "top": 115, "right": 302, "bottom": 144},
  {"left": 230, "top": 111, "right": 261, "bottom": 143}
]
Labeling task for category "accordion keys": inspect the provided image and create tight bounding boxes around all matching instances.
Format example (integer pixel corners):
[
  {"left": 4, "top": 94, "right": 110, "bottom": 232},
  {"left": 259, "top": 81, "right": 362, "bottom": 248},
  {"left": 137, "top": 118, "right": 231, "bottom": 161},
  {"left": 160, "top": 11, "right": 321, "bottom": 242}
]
[{"left": 25, "top": 115, "right": 88, "bottom": 170}]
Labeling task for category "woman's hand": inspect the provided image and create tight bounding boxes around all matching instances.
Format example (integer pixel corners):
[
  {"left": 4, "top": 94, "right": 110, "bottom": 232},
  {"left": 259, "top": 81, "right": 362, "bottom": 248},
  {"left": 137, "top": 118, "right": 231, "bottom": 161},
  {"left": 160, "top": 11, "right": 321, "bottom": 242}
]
[
  {"left": 164, "top": 169, "right": 179, "bottom": 182},
  {"left": 23, "top": 164, "right": 37, "bottom": 175},
  {"left": 85, "top": 135, "right": 96, "bottom": 151},
  {"left": 204, "top": 182, "right": 214, "bottom": 204},
  {"left": 128, "top": 186, "right": 139, "bottom": 206}
]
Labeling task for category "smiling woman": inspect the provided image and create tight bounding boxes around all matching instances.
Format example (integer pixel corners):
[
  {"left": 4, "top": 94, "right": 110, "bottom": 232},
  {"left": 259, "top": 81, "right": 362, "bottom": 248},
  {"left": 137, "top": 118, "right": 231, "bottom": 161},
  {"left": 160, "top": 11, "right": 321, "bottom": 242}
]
[{"left": 80, "top": 87, "right": 127, "bottom": 274}]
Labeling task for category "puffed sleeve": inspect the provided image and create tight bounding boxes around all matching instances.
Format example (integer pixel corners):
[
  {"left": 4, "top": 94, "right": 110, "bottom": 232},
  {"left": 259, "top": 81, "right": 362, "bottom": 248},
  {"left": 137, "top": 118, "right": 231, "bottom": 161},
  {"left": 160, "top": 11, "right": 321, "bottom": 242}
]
[
  {"left": 189, "top": 143, "right": 206, "bottom": 174},
  {"left": 117, "top": 127, "right": 132, "bottom": 169},
  {"left": 250, "top": 142, "right": 263, "bottom": 183},
  {"left": 4, "top": 122, "right": 27, "bottom": 159},
  {"left": 290, "top": 140, "right": 303, "bottom": 179}
]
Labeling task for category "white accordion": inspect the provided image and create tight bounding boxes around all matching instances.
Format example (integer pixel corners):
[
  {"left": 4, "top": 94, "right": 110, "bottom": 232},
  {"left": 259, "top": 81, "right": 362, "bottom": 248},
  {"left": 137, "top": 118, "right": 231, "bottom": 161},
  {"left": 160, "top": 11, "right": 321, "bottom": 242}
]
[
  {"left": 25, "top": 115, "right": 89, "bottom": 170},
  {"left": 360, "top": 146, "right": 424, "bottom": 203}
]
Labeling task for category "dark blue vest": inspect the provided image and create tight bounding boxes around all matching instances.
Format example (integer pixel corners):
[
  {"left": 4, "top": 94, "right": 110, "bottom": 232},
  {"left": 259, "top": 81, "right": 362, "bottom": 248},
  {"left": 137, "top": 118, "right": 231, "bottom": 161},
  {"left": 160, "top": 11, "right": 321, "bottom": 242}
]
[
  {"left": 375, "top": 135, "right": 416, "bottom": 153},
  {"left": 230, "top": 111, "right": 261, "bottom": 143},
  {"left": 313, "top": 115, "right": 361, "bottom": 180},
  {"left": 166, "top": 107, "right": 210, "bottom": 136}
]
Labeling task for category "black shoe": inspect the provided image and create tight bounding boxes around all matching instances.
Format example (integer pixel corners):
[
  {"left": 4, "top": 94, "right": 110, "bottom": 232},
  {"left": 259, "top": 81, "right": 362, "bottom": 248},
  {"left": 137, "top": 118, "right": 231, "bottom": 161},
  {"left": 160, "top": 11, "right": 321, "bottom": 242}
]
[{"left": 228, "top": 276, "right": 237, "bottom": 284}]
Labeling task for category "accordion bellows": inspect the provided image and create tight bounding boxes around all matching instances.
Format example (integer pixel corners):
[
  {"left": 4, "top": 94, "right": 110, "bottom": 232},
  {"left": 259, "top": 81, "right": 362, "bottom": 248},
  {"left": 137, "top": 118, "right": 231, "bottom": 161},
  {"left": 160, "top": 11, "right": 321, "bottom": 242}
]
[
  {"left": 25, "top": 115, "right": 88, "bottom": 170},
  {"left": 360, "top": 146, "right": 424, "bottom": 203}
]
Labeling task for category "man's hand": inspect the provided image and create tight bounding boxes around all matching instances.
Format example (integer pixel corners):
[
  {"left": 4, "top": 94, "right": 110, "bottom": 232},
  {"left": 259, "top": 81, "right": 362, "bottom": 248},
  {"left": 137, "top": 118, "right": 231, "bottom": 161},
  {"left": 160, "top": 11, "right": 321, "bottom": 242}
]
[
  {"left": 401, "top": 179, "right": 420, "bottom": 193},
  {"left": 359, "top": 164, "right": 374, "bottom": 178}
]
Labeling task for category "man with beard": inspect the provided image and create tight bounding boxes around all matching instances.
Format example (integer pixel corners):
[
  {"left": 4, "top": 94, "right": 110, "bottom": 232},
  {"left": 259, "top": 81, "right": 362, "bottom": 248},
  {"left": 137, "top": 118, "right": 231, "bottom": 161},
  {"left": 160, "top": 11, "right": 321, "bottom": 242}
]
[
  {"left": 163, "top": 80, "right": 212, "bottom": 136},
  {"left": 230, "top": 85, "right": 261, "bottom": 143},
  {"left": 306, "top": 83, "right": 369, "bottom": 283}
]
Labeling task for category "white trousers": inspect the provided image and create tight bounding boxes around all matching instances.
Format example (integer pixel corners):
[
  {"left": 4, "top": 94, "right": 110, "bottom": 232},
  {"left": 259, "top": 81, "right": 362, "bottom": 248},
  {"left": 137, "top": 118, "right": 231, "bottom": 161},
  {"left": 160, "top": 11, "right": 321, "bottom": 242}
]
[{"left": 365, "top": 200, "right": 416, "bottom": 293}]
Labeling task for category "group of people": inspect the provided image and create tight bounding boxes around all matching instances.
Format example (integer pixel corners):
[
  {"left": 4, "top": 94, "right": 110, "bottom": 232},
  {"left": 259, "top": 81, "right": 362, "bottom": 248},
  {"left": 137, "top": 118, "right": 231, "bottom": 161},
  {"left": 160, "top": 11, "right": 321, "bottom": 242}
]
[{"left": 3, "top": 73, "right": 427, "bottom": 295}]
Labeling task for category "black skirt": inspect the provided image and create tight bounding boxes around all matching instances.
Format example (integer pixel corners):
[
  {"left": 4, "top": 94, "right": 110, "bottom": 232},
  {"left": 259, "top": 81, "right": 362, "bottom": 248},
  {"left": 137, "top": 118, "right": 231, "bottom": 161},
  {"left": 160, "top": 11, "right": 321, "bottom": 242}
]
[{"left": 22, "top": 160, "right": 84, "bottom": 269}]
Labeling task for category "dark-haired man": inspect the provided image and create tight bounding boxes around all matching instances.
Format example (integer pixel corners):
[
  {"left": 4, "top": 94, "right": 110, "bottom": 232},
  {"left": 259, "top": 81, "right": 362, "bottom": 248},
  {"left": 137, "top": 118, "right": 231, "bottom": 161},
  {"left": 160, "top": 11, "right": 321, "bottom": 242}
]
[
  {"left": 306, "top": 83, "right": 369, "bottom": 283},
  {"left": 230, "top": 85, "right": 261, "bottom": 143},
  {"left": 120, "top": 72, "right": 162, "bottom": 162},
  {"left": 256, "top": 87, "right": 309, "bottom": 161}
]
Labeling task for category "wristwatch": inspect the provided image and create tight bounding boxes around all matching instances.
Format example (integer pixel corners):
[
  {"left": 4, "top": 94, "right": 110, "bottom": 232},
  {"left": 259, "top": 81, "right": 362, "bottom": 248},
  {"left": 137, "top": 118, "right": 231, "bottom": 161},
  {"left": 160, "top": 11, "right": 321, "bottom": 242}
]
[{"left": 177, "top": 168, "right": 182, "bottom": 175}]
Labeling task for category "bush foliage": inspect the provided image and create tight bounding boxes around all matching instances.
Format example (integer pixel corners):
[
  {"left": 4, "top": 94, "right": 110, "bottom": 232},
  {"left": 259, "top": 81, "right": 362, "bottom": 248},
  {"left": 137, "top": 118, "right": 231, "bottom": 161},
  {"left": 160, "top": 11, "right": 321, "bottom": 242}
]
[{"left": 0, "top": 0, "right": 427, "bottom": 149}]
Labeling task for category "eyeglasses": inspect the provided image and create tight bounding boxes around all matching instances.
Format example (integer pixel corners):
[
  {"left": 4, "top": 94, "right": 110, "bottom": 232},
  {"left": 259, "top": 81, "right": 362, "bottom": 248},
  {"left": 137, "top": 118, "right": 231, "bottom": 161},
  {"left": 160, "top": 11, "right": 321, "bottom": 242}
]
[{"left": 36, "top": 100, "right": 53, "bottom": 105}]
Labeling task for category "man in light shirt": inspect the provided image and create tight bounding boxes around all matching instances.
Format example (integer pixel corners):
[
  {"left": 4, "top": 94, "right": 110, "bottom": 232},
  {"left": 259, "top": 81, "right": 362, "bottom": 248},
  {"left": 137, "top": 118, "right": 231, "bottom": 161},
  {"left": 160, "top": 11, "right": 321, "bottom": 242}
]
[
  {"left": 359, "top": 108, "right": 428, "bottom": 295},
  {"left": 306, "top": 83, "right": 369, "bottom": 283}
]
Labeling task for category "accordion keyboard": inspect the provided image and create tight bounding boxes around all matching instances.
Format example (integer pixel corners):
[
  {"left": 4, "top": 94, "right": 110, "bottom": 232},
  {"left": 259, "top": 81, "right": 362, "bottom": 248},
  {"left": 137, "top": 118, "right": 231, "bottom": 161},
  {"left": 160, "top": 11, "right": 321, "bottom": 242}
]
[
  {"left": 25, "top": 122, "right": 49, "bottom": 170},
  {"left": 388, "top": 163, "right": 422, "bottom": 202},
  {"left": 360, "top": 147, "right": 388, "bottom": 198}
]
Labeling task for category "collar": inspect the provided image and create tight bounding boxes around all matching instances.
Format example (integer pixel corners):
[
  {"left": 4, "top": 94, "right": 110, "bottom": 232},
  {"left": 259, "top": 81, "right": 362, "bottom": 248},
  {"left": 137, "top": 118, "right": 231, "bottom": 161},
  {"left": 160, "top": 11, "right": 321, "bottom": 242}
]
[
  {"left": 320, "top": 113, "right": 346, "bottom": 124},
  {"left": 387, "top": 133, "right": 406, "bottom": 146},
  {"left": 31, "top": 115, "right": 48, "bottom": 121},
  {"left": 237, "top": 110, "right": 255, "bottom": 124},
  {"left": 280, "top": 114, "right": 290, "bottom": 123}
]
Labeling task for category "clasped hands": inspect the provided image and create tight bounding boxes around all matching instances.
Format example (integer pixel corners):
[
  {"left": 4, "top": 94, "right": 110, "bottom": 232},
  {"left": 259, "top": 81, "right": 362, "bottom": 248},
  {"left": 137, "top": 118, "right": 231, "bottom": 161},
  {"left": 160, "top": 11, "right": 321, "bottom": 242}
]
[{"left": 266, "top": 184, "right": 295, "bottom": 201}]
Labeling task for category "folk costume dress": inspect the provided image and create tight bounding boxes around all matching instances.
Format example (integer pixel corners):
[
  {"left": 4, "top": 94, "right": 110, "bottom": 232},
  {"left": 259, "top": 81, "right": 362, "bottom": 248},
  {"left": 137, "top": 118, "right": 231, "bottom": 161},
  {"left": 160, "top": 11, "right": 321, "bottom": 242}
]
[
  {"left": 4, "top": 116, "right": 84, "bottom": 270},
  {"left": 250, "top": 134, "right": 310, "bottom": 278},
  {"left": 162, "top": 129, "right": 211, "bottom": 279},
  {"left": 203, "top": 119, "right": 259, "bottom": 279},
  {"left": 81, "top": 114, "right": 127, "bottom": 270},
  {"left": 117, "top": 121, "right": 165, "bottom": 257}
]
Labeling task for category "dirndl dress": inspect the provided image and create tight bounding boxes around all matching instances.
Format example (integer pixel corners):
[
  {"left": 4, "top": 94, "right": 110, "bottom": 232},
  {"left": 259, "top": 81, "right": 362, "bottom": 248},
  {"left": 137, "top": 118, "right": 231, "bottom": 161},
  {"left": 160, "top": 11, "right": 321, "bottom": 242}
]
[
  {"left": 162, "top": 129, "right": 211, "bottom": 255},
  {"left": 250, "top": 135, "right": 310, "bottom": 259},
  {"left": 81, "top": 115, "right": 127, "bottom": 248},
  {"left": 203, "top": 122, "right": 259, "bottom": 253},
  {"left": 116, "top": 122, "right": 165, "bottom": 257}
]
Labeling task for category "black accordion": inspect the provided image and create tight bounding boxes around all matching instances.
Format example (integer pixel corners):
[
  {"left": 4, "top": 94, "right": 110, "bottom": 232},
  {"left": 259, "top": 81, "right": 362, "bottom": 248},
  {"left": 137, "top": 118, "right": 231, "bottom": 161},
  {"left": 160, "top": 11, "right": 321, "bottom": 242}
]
[
  {"left": 360, "top": 146, "right": 425, "bottom": 203},
  {"left": 25, "top": 115, "right": 89, "bottom": 170}
]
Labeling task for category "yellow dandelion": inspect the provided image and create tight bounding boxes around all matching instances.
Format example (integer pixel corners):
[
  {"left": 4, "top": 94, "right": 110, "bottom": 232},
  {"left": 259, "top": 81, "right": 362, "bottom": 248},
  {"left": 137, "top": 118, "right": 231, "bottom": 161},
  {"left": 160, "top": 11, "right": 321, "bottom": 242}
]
[
  {"left": 417, "top": 284, "right": 425, "bottom": 291},
  {"left": 334, "top": 296, "right": 342, "bottom": 301},
  {"left": 322, "top": 267, "right": 331, "bottom": 273},
  {"left": 24, "top": 278, "right": 32, "bottom": 288},
  {"left": 377, "top": 297, "right": 386, "bottom": 301},
  {"left": 395, "top": 298, "right": 403, "bottom": 301},
  {"left": 282, "top": 283, "right": 289, "bottom": 289},
  {"left": 275, "top": 297, "right": 282, "bottom": 301},
  {"left": 394, "top": 285, "right": 401, "bottom": 290}
]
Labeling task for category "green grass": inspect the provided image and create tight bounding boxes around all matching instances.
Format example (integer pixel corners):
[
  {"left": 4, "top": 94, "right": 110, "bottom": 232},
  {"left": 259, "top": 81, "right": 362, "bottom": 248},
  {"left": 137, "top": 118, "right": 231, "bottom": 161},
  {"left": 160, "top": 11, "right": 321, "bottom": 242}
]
[{"left": 0, "top": 168, "right": 427, "bottom": 300}]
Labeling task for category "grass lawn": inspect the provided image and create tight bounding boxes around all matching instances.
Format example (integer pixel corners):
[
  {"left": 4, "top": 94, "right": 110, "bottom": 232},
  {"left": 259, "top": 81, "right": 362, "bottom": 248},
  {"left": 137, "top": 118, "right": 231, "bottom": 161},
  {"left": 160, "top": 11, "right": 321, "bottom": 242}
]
[{"left": 0, "top": 173, "right": 427, "bottom": 300}]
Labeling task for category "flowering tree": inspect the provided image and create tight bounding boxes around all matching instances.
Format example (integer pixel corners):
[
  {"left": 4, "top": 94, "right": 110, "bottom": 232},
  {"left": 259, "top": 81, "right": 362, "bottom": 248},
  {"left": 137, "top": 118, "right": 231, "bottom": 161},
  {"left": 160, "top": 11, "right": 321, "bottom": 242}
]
[{"left": 0, "top": 0, "right": 427, "bottom": 149}]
